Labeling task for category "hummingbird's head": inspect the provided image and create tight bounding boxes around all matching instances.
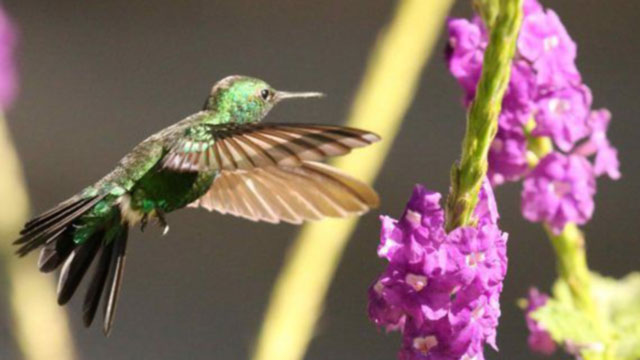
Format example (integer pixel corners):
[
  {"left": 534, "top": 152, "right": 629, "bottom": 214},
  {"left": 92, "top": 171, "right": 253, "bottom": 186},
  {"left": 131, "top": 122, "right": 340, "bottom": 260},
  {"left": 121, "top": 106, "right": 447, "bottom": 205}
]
[{"left": 204, "top": 75, "right": 324, "bottom": 124}]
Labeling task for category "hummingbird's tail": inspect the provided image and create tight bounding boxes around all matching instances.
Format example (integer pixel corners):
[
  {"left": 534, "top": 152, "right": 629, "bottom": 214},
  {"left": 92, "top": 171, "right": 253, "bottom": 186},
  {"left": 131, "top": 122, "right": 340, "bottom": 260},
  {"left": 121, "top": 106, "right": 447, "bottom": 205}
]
[{"left": 13, "top": 192, "right": 130, "bottom": 335}]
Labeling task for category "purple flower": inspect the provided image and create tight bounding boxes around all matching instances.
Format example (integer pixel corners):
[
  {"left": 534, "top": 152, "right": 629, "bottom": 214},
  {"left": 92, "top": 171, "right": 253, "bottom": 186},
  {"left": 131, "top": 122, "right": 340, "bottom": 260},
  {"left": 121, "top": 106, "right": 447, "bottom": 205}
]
[
  {"left": 593, "top": 144, "right": 620, "bottom": 180},
  {"left": 488, "top": 128, "right": 529, "bottom": 185},
  {"left": 517, "top": 8, "right": 580, "bottom": 89},
  {"left": 500, "top": 61, "right": 537, "bottom": 129},
  {"left": 573, "top": 109, "right": 621, "bottom": 180},
  {"left": 521, "top": 153, "right": 595, "bottom": 233},
  {"left": 0, "top": 6, "right": 17, "bottom": 109},
  {"left": 446, "top": 17, "right": 486, "bottom": 104},
  {"left": 522, "top": 0, "right": 544, "bottom": 15},
  {"left": 533, "top": 84, "right": 592, "bottom": 152},
  {"left": 368, "top": 183, "right": 508, "bottom": 359},
  {"left": 474, "top": 180, "right": 499, "bottom": 226},
  {"left": 524, "top": 288, "right": 556, "bottom": 355}
]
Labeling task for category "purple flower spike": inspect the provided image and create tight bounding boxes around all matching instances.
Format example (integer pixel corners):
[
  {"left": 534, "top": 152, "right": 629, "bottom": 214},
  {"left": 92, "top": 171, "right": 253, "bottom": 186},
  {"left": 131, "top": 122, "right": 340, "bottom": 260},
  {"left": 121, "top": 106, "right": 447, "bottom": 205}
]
[
  {"left": 442, "top": 0, "right": 621, "bottom": 357},
  {"left": 368, "top": 184, "right": 507, "bottom": 359},
  {"left": 524, "top": 288, "right": 556, "bottom": 355},
  {"left": 0, "top": 5, "right": 18, "bottom": 109},
  {"left": 446, "top": 0, "right": 620, "bottom": 194},
  {"left": 521, "top": 153, "right": 596, "bottom": 233}
]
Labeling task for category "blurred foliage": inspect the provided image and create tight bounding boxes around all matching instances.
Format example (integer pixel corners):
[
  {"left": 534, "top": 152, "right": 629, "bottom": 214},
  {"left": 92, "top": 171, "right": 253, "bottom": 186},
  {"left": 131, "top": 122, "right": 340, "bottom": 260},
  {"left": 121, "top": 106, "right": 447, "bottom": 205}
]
[
  {"left": 252, "top": 1, "right": 454, "bottom": 360},
  {"left": 533, "top": 272, "right": 640, "bottom": 360},
  {"left": 0, "top": 114, "right": 76, "bottom": 359}
]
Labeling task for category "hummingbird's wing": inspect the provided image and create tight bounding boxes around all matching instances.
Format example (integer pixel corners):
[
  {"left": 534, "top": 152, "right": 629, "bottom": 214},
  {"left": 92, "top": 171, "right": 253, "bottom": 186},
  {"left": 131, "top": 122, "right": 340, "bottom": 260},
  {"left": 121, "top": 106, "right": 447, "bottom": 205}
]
[
  {"left": 161, "top": 123, "right": 379, "bottom": 173},
  {"left": 189, "top": 161, "right": 379, "bottom": 224}
]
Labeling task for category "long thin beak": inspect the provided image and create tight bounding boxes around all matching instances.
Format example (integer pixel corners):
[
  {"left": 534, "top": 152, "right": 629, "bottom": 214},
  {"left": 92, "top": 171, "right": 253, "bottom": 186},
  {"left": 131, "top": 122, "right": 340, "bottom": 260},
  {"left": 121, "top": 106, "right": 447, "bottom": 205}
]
[{"left": 273, "top": 90, "right": 325, "bottom": 102}]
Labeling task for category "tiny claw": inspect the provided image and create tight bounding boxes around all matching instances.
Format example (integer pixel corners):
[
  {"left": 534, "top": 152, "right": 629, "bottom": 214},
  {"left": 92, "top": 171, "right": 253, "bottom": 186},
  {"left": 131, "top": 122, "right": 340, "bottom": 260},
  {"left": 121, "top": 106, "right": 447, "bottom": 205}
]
[
  {"left": 140, "top": 214, "right": 149, "bottom": 232},
  {"left": 157, "top": 210, "right": 169, "bottom": 236}
]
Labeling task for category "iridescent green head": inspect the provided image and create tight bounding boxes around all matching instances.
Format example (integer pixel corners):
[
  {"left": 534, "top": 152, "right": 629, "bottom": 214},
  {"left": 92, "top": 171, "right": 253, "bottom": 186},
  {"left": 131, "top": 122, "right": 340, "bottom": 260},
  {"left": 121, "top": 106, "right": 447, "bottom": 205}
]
[{"left": 204, "top": 75, "right": 324, "bottom": 124}]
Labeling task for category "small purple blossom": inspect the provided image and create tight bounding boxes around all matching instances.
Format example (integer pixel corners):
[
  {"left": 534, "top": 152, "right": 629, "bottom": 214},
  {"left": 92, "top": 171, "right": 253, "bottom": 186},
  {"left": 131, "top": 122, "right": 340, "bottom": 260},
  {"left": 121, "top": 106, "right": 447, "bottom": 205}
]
[
  {"left": 368, "top": 183, "right": 507, "bottom": 359},
  {"left": 522, "top": 0, "right": 543, "bottom": 15},
  {"left": 573, "top": 109, "right": 621, "bottom": 180},
  {"left": 488, "top": 128, "right": 529, "bottom": 185},
  {"left": 446, "top": 17, "right": 487, "bottom": 103},
  {"left": 524, "top": 288, "right": 556, "bottom": 355},
  {"left": 533, "top": 84, "right": 592, "bottom": 152},
  {"left": 521, "top": 153, "right": 595, "bottom": 233},
  {"left": 0, "top": 5, "right": 17, "bottom": 109},
  {"left": 517, "top": 8, "right": 581, "bottom": 89}
]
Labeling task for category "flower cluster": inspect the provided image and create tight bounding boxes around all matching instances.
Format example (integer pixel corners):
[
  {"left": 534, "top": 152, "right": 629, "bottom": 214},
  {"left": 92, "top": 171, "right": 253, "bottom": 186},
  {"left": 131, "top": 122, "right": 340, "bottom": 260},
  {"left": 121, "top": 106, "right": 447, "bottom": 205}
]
[
  {"left": 368, "top": 183, "right": 508, "bottom": 359},
  {"left": 0, "top": 5, "right": 17, "bottom": 109},
  {"left": 446, "top": 0, "right": 619, "bottom": 233},
  {"left": 523, "top": 288, "right": 556, "bottom": 355}
]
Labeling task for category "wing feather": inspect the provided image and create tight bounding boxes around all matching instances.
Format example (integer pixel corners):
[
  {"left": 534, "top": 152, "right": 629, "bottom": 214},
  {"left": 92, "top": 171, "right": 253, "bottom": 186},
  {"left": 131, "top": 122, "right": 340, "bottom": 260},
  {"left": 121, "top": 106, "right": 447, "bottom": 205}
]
[
  {"left": 190, "top": 161, "right": 379, "bottom": 224},
  {"left": 162, "top": 123, "right": 380, "bottom": 173}
]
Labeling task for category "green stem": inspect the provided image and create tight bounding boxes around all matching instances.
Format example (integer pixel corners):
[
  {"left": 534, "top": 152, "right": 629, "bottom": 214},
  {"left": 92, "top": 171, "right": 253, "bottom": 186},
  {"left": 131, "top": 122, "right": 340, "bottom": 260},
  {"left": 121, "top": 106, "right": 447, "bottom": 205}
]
[
  {"left": 473, "top": 0, "right": 500, "bottom": 27},
  {"left": 547, "top": 224, "right": 616, "bottom": 360},
  {"left": 545, "top": 224, "right": 596, "bottom": 316},
  {"left": 445, "top": 0, "right": 523, "bottom": 231}
]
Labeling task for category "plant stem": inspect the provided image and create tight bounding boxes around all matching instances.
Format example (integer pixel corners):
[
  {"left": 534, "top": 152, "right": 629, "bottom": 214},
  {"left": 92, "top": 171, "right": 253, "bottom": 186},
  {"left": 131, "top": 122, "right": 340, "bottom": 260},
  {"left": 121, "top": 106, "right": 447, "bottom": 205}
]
[
  {"left": 251, "top": 1, "right": 454, "bottom": 359},
  {"left": 445, "top": 0, "right": 523, "bottom": 231},
  {"left": 545, "top": 224, "right": 596, "bottom": 316},
  {"left": 547, "top": 224, "right": 616, "bottom": 360}
]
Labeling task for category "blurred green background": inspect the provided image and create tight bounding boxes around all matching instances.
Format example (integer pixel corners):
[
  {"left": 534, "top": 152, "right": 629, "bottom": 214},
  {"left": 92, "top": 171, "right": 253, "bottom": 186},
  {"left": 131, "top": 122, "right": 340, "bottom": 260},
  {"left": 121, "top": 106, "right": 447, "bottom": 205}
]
[{"left": 1, "top": 0, "right": 639, "bottom": 359}]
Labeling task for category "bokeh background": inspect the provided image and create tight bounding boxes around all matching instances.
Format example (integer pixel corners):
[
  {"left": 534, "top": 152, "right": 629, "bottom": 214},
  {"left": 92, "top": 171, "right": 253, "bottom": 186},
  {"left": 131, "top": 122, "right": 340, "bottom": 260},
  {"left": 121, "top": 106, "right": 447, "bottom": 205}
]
[{"left": 1, "top": 0, "right": 639, "bottom": 359}]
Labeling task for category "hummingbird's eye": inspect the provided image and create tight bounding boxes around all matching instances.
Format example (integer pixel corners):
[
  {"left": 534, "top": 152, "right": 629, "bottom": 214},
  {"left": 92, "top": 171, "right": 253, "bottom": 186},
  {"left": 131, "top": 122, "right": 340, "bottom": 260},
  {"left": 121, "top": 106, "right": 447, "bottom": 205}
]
[{"left": 260, "top": 89, "right": 271, "bottom": 101}]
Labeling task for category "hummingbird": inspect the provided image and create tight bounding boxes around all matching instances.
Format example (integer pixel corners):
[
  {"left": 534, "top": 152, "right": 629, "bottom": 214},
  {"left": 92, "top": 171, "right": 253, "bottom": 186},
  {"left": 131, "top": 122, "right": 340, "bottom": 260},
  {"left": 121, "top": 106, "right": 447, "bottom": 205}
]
[{"left": 14, "top": 75, "right": 380, "bottom": 335}]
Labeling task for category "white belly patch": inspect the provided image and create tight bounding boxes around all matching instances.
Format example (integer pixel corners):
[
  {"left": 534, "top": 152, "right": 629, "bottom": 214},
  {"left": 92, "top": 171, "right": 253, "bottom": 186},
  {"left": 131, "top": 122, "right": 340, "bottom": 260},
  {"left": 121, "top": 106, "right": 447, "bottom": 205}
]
[{"left": 116, "top": 194, "right": 146, "bottom": 225}]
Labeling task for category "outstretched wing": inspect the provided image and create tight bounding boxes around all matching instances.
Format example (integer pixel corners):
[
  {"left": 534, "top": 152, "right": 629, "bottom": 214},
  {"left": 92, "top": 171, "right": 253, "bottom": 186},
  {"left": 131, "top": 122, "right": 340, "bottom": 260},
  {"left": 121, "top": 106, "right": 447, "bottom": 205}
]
[
  {"left": 161, "top": 122, "right": 380, "bottom": 172},
  {"left": 189, "top": 161, "right": 379, "bottom": 224}
]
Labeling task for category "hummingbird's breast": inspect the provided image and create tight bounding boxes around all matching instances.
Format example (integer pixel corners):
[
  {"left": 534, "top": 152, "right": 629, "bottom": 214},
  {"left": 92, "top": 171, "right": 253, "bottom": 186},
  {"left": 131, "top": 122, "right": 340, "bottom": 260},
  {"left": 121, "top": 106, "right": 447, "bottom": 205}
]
[{"left": 127, "top": 166, "right": 217, "bottom": 217}]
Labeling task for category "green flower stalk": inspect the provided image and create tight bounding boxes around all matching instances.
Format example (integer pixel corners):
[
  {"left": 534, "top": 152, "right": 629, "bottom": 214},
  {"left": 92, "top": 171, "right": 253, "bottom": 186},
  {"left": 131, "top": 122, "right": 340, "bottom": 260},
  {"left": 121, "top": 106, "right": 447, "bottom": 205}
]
[
  {"left": 545, "top": 224, "right": 598, "bottom": 321},
  {"left": 446, "top": 0, "right": 638, "bottom": 358},
  {"left": 445, "top": 0, "right": 523, "bottom": 231},
  {"left": 366, "top": 3, "right": 520, "bottom": 358}
]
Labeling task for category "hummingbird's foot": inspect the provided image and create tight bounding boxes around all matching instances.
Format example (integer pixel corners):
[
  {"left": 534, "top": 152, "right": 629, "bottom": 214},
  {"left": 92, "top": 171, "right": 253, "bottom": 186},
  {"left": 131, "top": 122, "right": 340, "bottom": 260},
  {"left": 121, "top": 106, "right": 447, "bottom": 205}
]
[
  {"left": 156, "top": 210, "right": 170, "bottom": 236},
  {"left": 140, "top": 214, "right": 149, "bottom": 232}
]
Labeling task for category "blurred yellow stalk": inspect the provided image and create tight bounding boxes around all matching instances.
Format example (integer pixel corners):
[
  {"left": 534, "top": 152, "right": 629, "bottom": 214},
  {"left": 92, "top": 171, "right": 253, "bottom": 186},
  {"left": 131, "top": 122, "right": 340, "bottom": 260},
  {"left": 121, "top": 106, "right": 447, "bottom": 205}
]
[
  {"left": 0, "top": 114, "right": 76, "bottom": 360},
  {"left": 252, "top": 1, "right": 454, "bottom": 359}
]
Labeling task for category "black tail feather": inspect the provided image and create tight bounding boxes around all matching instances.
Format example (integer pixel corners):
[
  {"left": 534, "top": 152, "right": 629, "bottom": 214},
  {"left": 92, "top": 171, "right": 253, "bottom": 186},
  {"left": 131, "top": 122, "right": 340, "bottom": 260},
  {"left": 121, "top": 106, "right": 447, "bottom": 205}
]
[
  {"left": 14, "top": 195, "right": 106, "bottom": 257},
  {"left": 38, "top": 228, "right": 76, "bottom": 272},
  {"left": 14, "top": 192, "right": 132, "bottom": 335},
  {"left": 16, "top": 227, "right": 66, "bottom": 258},
  {"left": 22, "top": 197, "right": 88, "bottom": 229},
  {"left": 83, "top": 238, "right": 115, "bottom": 327},
  {"left": 102, "top": 225, "right": 129, "bottom": 336},
  {"left": 57, "top": 229, "right": 104, "bottom": 305}
]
